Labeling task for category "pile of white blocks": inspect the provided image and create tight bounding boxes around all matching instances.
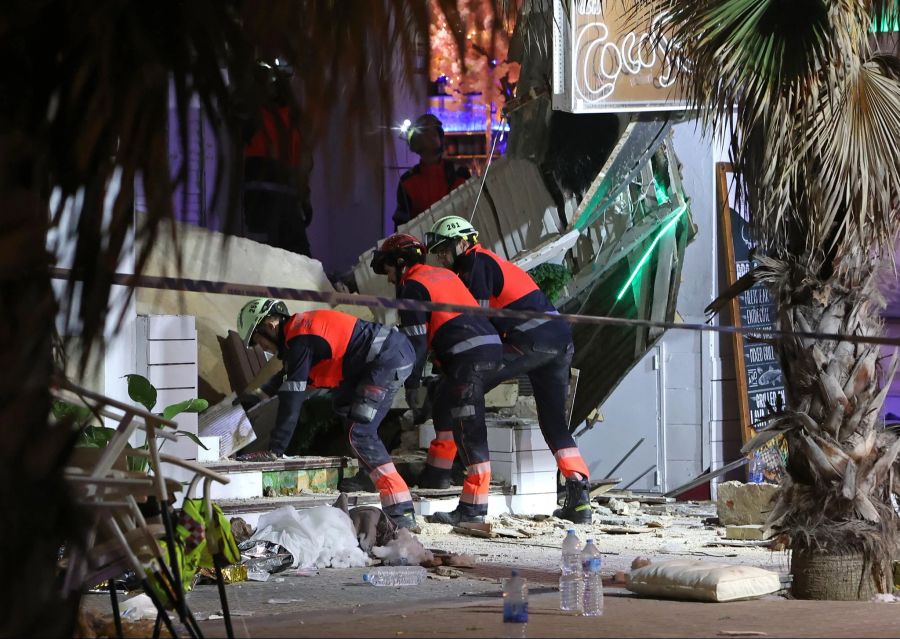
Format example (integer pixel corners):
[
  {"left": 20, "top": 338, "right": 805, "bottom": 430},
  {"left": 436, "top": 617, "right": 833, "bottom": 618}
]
[
  {"left": 416, "top": 417, "right": 558, "bottom": 516},
  {"left": 488, "top": 418, "right": 558, "bottom": 514},
  {"left": 135, "top": 315, "right": 200, "bottom": 468}
]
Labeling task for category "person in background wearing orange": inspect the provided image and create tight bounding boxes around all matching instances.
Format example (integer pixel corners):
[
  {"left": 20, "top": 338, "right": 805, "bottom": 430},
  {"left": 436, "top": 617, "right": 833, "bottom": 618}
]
[{"left": 392, "top": 114, "right": 470, "bottom": 231}]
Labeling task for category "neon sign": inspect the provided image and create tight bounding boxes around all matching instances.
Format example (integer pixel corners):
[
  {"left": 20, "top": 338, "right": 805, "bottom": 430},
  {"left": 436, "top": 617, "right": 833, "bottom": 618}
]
[{"left": 554, "top": 0, "right": 689, "bottom": 113}]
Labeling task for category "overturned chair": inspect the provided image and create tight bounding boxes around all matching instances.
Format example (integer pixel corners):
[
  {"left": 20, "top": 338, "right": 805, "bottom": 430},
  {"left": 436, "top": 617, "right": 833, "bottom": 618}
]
[{"left": 56, "top": 377, "right": 236, "bottom": 639}]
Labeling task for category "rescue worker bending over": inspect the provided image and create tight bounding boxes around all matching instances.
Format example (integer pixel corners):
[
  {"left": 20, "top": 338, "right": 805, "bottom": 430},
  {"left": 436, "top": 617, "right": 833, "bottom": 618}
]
[
  {"left": 235, "top": 299, "right": 420, "bottom": 531},
  {"left": 426, "top": 216, "right": 593, "bottom": 524},
  {"left": 371, "top": 234, "right": 501, "bottom": 525}
]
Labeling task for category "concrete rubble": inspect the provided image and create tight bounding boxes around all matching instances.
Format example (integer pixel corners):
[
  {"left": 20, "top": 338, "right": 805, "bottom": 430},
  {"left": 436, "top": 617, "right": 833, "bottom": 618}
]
[
  {"left": 716, "top": 480, "right": 779, "bottom": 526},
  {"left": 77, "top": 488, "right": 810, "bottom": 639},
  {"left": 135, "top": 220, "right": 373, "bottom": 398}
]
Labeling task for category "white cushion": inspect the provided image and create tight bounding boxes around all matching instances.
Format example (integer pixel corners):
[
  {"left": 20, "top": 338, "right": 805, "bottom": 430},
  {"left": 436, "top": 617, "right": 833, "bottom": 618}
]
[{"left": 625, "top": 560, "right": 781, "bottom": 602}]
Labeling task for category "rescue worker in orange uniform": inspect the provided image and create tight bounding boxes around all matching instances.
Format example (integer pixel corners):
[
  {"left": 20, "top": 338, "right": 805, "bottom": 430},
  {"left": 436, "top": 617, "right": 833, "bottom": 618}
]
[
  {"left": 235, "top": 299, "right": 420, "bottom": 531},
  {"left": 242, "top": 63, "right": 313, "bottom": 256},
  {"left": 393, "top": 114, "right": 470, "bottom": 230},
  {"left": 425, "top": 216, "right": 593, "bottom": 524},
  {"left": 371, "top": 234, "right": 501, "bottom": 524}
]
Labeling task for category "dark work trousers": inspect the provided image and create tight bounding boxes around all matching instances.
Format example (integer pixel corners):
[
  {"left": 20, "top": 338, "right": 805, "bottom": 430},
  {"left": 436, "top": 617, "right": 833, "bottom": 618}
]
[
  {"left": 333, "top": 330, "right": 415, "bottom": 517},
  {"left": 483, "top": 338, "right": 590, "bottom": 479},
  {"left": 243, "top": 183, "right": 311, "bottom": 257},
  {"left": 432, "top": 353, "right": 500, "bottom": 516}
]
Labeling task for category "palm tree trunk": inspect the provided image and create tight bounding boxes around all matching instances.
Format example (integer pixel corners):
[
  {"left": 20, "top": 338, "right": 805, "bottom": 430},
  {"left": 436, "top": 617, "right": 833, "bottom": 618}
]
[
  {"left": 0, "top": 186, "right": 82, "bottom": 635},
  {"left": 757, "top": 256, "right": 900, "bottom": 596}
]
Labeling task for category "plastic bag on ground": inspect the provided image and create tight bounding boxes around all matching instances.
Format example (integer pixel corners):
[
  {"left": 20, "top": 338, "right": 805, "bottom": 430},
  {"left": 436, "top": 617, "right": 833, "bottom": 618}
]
[
  {"left": 371, "top": 528, "right": 434, "bottom": 566},
  {"left": 118, "top": 593, "right": 158, "bottom": 621},
  {"left": 249, "top": 505, "right": 368, "bottom": 569}
]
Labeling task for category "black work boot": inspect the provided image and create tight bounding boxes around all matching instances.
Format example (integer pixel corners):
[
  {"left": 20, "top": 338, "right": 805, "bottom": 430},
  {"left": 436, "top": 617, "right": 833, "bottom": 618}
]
[
  {"left": 553, "top": 478, "right": 592, "bottom": 524},
  {"left": 390, "top": 510, "right": 422, "bottom": 534},
  {"left": 338, "top": 470, "right": 377, "bottom": 493},
  {"left": 426, "top": 507, "right": 485, "bottom": 526},
  {"left": 417, "top": 465, "right": 452, "bottom": 490}
]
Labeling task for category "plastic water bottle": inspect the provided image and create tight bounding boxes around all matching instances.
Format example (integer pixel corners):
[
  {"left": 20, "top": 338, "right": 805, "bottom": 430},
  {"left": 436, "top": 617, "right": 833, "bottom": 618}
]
[
  {"left": 502, "top": 570, "right": 528, "bottom": 638},
  {"left": 581, "top": 539, "right": 604, "bottom": 617},
  {"left": 559, "top": 529, "right": 583, "bottom": 611},
  {"left": 362, "top": 566, "right": 427, "bottom": 586},
  {"left": 748, "top": 452, "right": 765, "bottom": 483}
]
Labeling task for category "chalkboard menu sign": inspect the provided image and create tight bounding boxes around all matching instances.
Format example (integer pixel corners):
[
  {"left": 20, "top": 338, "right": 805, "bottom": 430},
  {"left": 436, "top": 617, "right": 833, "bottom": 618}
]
[{"left": 716, "top": 164, "right": 787, "bottom": 481}]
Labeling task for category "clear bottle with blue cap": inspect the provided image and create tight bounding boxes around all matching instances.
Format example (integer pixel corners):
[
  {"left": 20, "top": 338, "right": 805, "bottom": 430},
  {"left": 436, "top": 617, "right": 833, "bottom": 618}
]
[
  {"left": 502, "top": 570, "right": 528, "bottom": 638},
  {"left": 581, "top": 538, "right": 604, "bottom": 616}
]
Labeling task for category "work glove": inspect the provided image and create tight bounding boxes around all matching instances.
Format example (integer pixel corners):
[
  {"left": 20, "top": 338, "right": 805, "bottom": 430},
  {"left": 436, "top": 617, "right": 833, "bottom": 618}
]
[
  {"left": 405, "top": 386, "right": 428, "bottom": 411},
  {"left": 233, "top": 391, "right": 263, "bottom": 411}
]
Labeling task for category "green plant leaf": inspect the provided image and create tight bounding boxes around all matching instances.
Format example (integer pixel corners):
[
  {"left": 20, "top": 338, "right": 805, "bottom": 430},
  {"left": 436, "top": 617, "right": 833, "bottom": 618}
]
[
  {"left": 528, "top": 262, "right": 572, "bottom": 303},
  {"left": 173, "top": 429, "right": 209, "bottom": 450},
  {"left": 162, "top": 398, "right": 209, "bottom": 422},
  {"left": 125, "top": 442, "right": 150, "bottom": 472},
  {"left": 124, "top": 374, "right": 157, "bottom": 412},
  {"left": 52, "top": 399, "right": 95, "bottom": 427},
  {"left": 76, "top": 425, "right": 118, "bottom": 448}
]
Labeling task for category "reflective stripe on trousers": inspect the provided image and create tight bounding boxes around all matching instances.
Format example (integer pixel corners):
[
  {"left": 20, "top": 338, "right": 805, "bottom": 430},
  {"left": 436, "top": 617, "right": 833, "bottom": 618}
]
[
  {"left": 368, "top": 462, "right": 413, "bottom": 508},
  {"left": 459, "top": 461, "right": 491, "bottom": 512},
  {"left": 554, "top": 447, "right": 590, "bottom": 480},
  {"left": 426, "top": 429, "right": 456, "bottom": 470},
  {"left": 445, "top": 334, "right": 502, "bottom": 356}
]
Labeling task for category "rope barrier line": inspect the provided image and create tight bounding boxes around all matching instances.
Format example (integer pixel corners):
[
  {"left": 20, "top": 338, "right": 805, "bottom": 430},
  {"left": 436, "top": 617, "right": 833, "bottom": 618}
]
[{"left": 49, "top": 266, "right": 900, "bottom": 348}]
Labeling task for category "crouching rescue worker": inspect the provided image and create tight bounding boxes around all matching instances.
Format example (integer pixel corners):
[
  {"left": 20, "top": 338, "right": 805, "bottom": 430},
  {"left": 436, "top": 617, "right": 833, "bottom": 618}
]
[
  {"left": 235, "top": 298, "right": 420, "bottom": 531},
  {"left": 426, "top": 216, "right": 593, "bottom": 524},
  {"left": 371, "top": 233, "right": 501, "bottom": 524}
]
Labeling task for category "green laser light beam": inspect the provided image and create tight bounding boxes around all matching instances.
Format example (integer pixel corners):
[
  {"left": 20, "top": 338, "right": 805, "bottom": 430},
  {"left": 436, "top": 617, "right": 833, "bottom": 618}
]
[{"left": 616, "top": 204, "right": 688, "bottom": 302}]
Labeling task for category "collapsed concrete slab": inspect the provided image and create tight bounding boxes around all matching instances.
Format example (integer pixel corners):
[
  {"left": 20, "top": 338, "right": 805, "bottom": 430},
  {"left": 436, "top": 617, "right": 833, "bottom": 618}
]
[
  {"left": 716, "top": 480, "right": 778, "bottom": 526},
  {"left": 135, "top": 220, "right": 373, "bottom": 400}
]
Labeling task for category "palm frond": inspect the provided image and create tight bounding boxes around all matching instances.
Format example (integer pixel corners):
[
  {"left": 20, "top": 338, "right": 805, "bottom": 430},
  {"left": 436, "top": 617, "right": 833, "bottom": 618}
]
[{"left": 806, "top": 54, "right": 900, "bottom": 273}]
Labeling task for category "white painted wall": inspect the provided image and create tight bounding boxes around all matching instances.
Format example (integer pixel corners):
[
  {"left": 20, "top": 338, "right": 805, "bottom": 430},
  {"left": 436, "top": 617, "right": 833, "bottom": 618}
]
[{"left": 49, "top": 180, "right": 138, "bottom": 418}]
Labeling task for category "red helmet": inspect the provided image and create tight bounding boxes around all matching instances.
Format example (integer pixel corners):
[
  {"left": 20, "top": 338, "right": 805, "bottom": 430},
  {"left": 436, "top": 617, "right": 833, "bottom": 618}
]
[{"left": 370, "top": 233, "right": 426, "bottom": 275}]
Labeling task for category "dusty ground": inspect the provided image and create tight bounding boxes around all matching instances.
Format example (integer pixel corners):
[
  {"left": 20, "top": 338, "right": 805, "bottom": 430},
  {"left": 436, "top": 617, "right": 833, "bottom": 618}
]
[{"left": 80, "top": 500, "right": 817, "bottom": 638}]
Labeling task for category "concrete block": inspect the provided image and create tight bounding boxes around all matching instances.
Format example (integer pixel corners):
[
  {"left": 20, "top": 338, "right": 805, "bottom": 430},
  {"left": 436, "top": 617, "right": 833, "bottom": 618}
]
[
  {"left": 716, "top": 480, "right": 778, "bottom": 525},
  {"left": 148, "top": 362, "right": 198, "bottom": 389},
  {"left": 170, "top": 411, "right": 198, "bottom": 433},
  {"left": 487, "top": 425, "right": 513, "bottom": 453},
  {"left": 491, "top": 460, "right": 514, "bottom": 484},
  {"left": 513, "top": 425, "right": 549, "bottom": 452},
  {"left": 147, "top": 315, "right": 196, "bottom": 340},
  {"left": 155, "top": 388, "right": 199, "bottom": 410},
  {"left": 514, "top": 448, "right": 556, "bottom": 473},
  {"left": 494, "top": 492, "right": 557, "bottom": 516},
  {"left": 511, "top": 470, "right": 556, "bottom": 495},
  {"left": 487, "top": 419, "right": 545, "bottom": 453},
  {"left": 147, "top": 339, "right": 197, "bottom": 365},
  {"left": 414, "top": 492, "right": 558, "bottom": 517},
  {"left": 414, "top": 497, "right": 459, "bottom": 516},
  {"left": 484, "top": 381, "right": 519, "bottom": 409},
  {"left": 725, "top": 524, "right": 771, "bottom": 541},
  {"left": 198, "top": 436, "right": 221, "bottom": 462},
  {"left": 209, "top": 471, "right": 262, "bottom": 500},
  {"left": 135, "top": 222, "right": 348, "bottom": 400}
]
